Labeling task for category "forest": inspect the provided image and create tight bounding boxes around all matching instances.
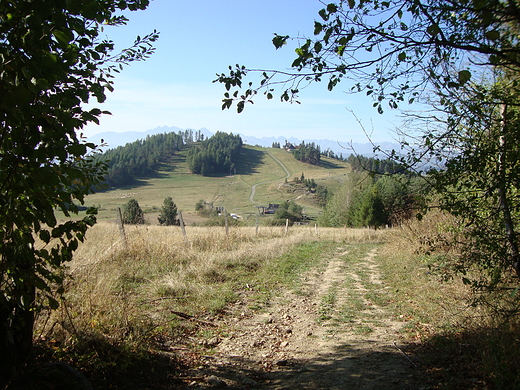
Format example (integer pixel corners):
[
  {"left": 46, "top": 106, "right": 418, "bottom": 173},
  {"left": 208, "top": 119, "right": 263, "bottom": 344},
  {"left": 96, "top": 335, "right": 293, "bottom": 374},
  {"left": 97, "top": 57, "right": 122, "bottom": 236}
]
[
  {"left": 292, "top": 141, "right": 321, "bottom": 165},
  {"left": 98, "top": 129, "right": 204, "bottom": 187},
  {"left": 186, "top": 131, "right": 243, "bottom": 176}
]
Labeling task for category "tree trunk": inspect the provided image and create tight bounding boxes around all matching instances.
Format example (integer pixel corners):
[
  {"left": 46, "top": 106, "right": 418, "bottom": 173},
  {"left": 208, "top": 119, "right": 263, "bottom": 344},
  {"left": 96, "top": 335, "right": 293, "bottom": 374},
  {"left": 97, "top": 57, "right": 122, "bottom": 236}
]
[
  {"left": 0, "top": 286, "right": 35, "bottom": 386},
  {"left": 498, "top": 104, "right": 520, "bottom": 278}
]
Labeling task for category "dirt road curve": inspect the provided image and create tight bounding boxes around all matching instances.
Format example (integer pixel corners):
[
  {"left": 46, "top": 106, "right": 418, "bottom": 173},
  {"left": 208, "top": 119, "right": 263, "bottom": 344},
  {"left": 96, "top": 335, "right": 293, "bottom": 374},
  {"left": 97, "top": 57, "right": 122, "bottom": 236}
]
[
  {"left": 183, "top": 244, "right": 424, "bottom": 389},
  {"left": 248, "top": 151, "right": 291, "bottom": 205}
]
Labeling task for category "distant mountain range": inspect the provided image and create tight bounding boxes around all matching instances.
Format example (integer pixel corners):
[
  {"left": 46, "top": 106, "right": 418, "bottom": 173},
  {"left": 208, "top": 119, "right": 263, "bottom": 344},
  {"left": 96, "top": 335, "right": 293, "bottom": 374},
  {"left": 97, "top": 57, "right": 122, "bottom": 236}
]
[{"left": 87, "top": 126, "right": 400, "bottom": 157}]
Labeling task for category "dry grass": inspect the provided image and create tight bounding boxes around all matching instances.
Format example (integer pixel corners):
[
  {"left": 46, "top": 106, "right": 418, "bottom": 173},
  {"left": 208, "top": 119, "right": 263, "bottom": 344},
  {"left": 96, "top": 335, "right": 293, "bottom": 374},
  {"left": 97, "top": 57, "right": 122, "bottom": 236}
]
[
  {"left": 35, "top": 222, "right": 385, "bottom": 349},
  {"left": 380, "top": 210, "right": 520, "bottom": 388},
  {"left": 32, "top": 215, "right": 520, "bottom": 388}
]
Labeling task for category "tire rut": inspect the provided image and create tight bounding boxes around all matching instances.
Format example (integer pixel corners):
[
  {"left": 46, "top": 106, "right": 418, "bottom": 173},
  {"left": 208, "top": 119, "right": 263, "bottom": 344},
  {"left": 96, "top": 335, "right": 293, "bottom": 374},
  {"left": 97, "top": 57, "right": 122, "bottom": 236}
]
[{"left": 190, "top": 244, "right": 423, "bottom": 389}]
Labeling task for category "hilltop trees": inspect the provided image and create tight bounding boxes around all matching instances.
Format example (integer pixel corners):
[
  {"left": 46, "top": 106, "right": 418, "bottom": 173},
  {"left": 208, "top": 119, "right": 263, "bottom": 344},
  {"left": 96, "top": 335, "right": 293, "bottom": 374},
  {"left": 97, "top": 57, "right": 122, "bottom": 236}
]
[
  {"left": 187, "top": 131, "right": 243, "bottom": 176},
  {"left": 0, "top": 1, "right": 157, "bottom": 379},
  {"left": 293, "top": 141, "right": 321, "bottom": 165},
  {"left": 101, "top": 131, "right": 191, "bottom": 187},
  {"left": 216, "top": 0, "right": 520, "bottom": 292}
]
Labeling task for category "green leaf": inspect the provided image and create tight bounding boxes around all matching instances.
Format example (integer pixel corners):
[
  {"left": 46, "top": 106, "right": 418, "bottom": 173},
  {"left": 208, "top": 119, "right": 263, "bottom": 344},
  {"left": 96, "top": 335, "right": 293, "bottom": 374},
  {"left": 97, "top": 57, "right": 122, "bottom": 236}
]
[
  {"left": 318, "top": 9, "right": 329, "bottom": 21},
  {"left": 458, "top": 70, "right": 472, "bottom": 85},
  {"left": 314, "top": 21, "right": 323, "bottom": 35},
  {"left": 327, "top": 3, "right": 338, "bottom": 13},
  {"left": 427, "top": 24, "right": 440, "bottom": 36},
  {"left": 39, "top": 230, "right": 51, "bottom": 243},
  {"left": 272, "top": 34, "right": 289, "bottom": 49},
  {"left": 53, "top": 30, "right": 74, "bottom": 45},
  {"left": 68, "top": 143, "right": 88, "bottom": 157}
]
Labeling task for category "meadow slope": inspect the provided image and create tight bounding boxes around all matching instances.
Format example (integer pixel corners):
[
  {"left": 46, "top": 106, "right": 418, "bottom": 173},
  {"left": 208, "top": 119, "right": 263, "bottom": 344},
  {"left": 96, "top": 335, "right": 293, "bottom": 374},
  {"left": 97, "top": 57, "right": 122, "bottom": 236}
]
[{"left": 83, "top": 145, "right": 352, "bottom": 225}]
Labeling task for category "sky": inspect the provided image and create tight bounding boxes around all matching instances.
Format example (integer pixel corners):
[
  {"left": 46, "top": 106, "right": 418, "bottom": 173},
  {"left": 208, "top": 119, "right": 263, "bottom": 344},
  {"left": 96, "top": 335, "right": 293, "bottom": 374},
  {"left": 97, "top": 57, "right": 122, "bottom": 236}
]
[{"left": 83, "top": 0, "right": 404, "bottom": 144}]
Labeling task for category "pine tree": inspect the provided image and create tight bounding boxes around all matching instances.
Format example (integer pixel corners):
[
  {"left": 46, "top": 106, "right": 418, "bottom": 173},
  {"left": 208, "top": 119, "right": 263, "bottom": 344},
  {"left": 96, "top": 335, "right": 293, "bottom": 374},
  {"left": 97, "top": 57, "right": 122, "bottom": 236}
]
[
  {"left": 123, "top": 199, "right": 145, "bottom": 225},
  {"left": 158, "top": 197, "right": 178, "bottom": 226}
]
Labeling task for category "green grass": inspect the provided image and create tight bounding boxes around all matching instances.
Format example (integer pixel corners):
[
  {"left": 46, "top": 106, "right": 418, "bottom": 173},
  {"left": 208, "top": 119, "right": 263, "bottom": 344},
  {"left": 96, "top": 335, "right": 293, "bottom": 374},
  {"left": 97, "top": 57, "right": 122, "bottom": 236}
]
[{"left": 74, "top": 145, "right": 351, "bottom": 225}]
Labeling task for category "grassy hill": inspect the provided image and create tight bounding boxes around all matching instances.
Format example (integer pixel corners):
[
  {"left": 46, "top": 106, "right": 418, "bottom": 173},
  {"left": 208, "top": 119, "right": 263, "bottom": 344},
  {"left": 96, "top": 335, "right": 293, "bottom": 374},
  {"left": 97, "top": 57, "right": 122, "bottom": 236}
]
[{"left": 82, "top": 145, "right": 352, "bottom": 225}]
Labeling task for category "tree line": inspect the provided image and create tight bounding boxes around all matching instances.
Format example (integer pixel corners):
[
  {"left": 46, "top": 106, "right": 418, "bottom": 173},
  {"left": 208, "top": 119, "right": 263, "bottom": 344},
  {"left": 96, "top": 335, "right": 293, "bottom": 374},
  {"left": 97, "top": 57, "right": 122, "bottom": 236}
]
[
  {"left": 99, "top": 130, "right": 196, "bottom": 187},
  {"left": 186, "top": 131, "right": 243, "bottom": 175}
]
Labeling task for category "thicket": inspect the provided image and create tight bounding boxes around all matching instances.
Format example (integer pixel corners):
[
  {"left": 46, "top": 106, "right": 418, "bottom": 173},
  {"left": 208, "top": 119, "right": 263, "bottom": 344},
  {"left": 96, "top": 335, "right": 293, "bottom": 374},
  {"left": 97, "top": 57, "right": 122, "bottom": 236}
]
[
  {"left": 319, "top": 172, "right": 428, "bottom": 228},
  {"left": 271, "top": 201, "right": 304, "bottom": 225},
  {"left": 186, "top": 131, "right": 243, "bottom": 175}
]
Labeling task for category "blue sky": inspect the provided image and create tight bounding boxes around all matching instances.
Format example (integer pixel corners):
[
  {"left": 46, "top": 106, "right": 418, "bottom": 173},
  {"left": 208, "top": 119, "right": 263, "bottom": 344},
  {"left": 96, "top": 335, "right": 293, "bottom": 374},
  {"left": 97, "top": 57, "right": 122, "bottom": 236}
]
[{"left": 83, "top": 0, "right": 403, "bottom": 143}]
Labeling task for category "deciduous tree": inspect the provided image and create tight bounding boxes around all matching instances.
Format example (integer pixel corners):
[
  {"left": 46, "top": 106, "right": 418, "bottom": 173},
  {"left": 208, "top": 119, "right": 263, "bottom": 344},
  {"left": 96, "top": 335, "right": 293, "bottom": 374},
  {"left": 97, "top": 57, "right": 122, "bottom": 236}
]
[
  {"left": 0, "top": 0, "right": 157, "bottom": 381},
  {"left": 215, "top": 0, "right": 520, "bottom": 293}
]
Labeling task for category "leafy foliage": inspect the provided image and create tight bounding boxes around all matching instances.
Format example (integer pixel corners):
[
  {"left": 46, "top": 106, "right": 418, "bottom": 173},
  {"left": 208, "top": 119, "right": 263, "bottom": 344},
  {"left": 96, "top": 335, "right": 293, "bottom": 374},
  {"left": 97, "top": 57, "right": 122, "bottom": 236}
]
[
  {"left": 187, "top": 132, "right": 243, "bottom": 176},
  {"left": 215, "top": 0, "right": 520, "bottom": 114},
  {"left": 0, "top": 0, "right": 157, "bottom": 378}
]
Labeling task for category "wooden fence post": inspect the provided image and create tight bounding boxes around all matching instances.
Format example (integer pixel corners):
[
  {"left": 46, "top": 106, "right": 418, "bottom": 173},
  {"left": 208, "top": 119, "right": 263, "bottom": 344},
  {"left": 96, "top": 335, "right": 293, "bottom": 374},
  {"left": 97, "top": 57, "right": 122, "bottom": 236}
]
[
  {"left": 116, "top": 207, "right": 127, "bottom": 248},
  {"left": 255, "top": 214, "right": 259, "bottom": 236},
  {"left": 224, "top": 209, "right": 229, "bottom": 235},
  {"left": 178, "top": 211, "right": 188, "bottom": 244},
  {"left": 285, "top": 218, "right": 289, "bottom": 235}
]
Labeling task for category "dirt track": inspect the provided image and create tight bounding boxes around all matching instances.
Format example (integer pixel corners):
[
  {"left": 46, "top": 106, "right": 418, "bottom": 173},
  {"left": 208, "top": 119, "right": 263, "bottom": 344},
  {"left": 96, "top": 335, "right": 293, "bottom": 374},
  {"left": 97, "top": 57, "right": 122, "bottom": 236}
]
[{"left": 180, "top": 244, "right": 424, "bottom": 389}]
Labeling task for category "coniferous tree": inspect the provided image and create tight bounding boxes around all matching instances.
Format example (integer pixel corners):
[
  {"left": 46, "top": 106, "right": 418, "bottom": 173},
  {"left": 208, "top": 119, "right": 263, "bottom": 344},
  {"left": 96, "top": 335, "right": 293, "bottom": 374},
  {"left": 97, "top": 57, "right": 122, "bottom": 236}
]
[
  {"left": 123, "top": 199, "right": 145, "bottom": 225},
  {"left": 158, "top": 197, "right": 178, "bottom": 226}
]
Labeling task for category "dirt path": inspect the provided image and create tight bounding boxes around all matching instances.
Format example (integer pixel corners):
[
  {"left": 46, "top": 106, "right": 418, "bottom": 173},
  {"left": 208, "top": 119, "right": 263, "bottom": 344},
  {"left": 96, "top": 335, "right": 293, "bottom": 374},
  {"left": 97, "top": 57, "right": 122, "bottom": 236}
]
[
  {"left": 247, "top": 150, "right": 291, "bottom": 205},
  {"left": 183, "top": 244, "right": 423, "bottom": 389}
]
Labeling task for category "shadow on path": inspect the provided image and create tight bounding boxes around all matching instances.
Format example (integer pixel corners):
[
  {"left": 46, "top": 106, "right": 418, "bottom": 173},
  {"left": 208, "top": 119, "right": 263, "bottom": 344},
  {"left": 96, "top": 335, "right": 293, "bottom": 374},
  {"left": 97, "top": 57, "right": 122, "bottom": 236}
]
[{"left": 192, "top": 340, "right": 424, "bottom": 389}]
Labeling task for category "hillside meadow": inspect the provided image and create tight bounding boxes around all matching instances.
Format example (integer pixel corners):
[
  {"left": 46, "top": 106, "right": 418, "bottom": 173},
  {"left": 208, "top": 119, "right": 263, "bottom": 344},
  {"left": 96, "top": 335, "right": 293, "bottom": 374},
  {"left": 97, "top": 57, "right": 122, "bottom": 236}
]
[{"left": 81, "top": 145, "right": 352, "bottom": 225}]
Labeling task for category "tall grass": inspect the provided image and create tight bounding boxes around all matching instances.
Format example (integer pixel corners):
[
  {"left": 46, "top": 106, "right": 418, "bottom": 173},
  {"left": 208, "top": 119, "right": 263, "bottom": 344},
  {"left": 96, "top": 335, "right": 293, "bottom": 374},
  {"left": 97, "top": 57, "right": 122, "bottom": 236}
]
[
  {"left": 380, "top": 210, "right": 520, "bottom": 388},
  {"left": 35, "top": 222, "right": 384, "bottom": 352}
]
